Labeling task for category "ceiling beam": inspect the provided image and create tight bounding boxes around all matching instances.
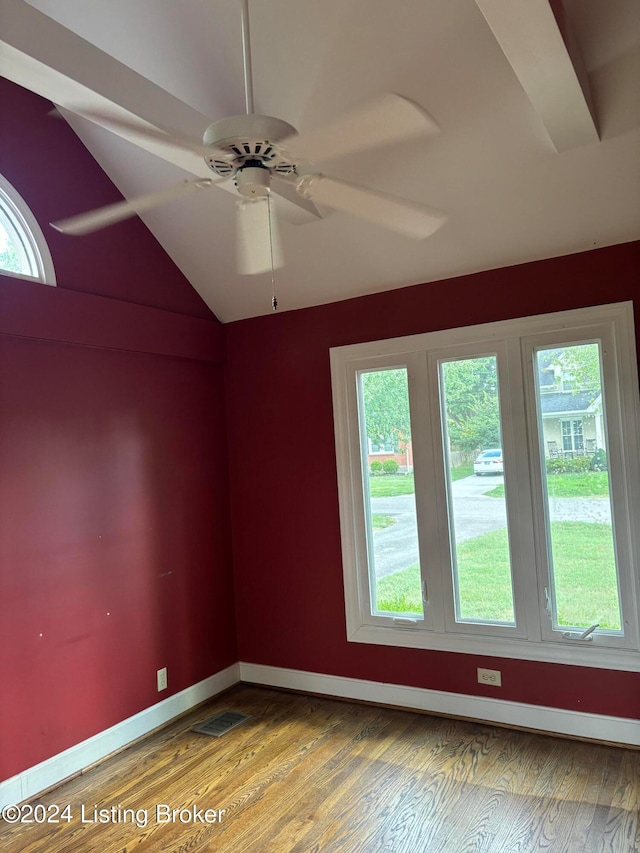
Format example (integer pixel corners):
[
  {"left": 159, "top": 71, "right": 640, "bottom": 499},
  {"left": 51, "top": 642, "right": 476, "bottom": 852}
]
[
  {"left": 474, "top": 0, "right": 599, "bottom": 151},
  {"left": 0, "top": 0, "right": 212, "bottom": 175}
]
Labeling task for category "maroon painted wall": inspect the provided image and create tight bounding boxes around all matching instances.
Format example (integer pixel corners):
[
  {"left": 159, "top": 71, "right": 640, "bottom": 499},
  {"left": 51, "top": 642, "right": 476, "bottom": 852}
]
[
  {"left": 2, "top": 73, "right": 638, "bottom": 786},
  {"left": 225, "top": 241, "right": 640, "bottom": 721},
  {"left": 1, "top": 77, "right": 212, "bottom": 319},
  {"left": 0, "top": 79, "right": 236, "bottom": 781}
]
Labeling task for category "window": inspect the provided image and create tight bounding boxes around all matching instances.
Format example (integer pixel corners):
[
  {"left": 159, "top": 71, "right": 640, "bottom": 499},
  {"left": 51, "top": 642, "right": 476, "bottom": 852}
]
[
  {"left": 330, "top": 303, "right": 640, "bottom": 671},
  {"left": 0, "top": 173, "right": 56, "bottom": 285},
  {"left": 360, "top": 368, "right": 422, "bottom": 616},
  {"left": 369, "top": 438, "right": 395, "bottom": 454},
  {"left": 561, "top": 419, "right": 583, "bottom": 454}
]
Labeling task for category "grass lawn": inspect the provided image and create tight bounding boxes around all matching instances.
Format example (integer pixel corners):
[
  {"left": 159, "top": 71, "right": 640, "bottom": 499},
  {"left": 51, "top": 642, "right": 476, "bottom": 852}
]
[
  {"left": 450, "top": 465, "right": 473, "bottom": 481},
  {"left": 376, "top": 521, "right": 620, "bottom": 629},
  {"left": 368, "top": 473, "right": 414, "bottom": 497},
  {"left": 372, "top": 514, "right": 396, "bottom": 531},
  {"left": 485, "top": 471, "right": 610, "bottom": 499},
  {"left": 368, "top": 465, "right": 471, "bottom": 498}
]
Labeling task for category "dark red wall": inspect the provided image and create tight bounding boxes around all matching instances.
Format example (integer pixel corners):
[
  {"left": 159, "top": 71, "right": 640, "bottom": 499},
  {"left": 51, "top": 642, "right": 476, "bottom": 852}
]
[
  {"left": 2, "top": 72, "right": 639, "bottom": 786},
  {"left": 0, "top": 79, "right": 236, "bottom": 781},
  {"left": 1, "top": 77, "right": 212, "bottom": 319},
  {"left": 0, "top": 332, "right": 236, "bottom": 779},
  {"left": 225, "top": 241, "right": 640, "bottom": 721}
]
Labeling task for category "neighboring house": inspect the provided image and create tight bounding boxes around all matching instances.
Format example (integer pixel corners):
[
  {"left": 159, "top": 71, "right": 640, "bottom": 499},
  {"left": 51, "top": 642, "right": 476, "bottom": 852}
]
[
  {"left": 537, "top": 350, "right": 603, "bottom": 457},
  {"left": 367, "top": 437, "right": 414, "bottom": 473},
  {"left": 539, "top": 389, "right": 603, "bottom": 457}
]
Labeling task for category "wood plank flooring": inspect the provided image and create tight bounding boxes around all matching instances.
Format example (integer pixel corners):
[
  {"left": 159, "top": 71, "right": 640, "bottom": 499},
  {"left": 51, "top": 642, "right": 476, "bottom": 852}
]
[{"left": 1, "top": 685, "right": 638, "bottom": 852}]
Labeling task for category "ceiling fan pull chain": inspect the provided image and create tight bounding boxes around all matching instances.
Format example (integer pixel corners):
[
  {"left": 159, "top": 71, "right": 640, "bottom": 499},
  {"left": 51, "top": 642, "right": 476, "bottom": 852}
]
[
  {"left": 267, "top": 193, "right": 277, "bottom": 311},
  {"left": 240, "top": 0, "right": 254, "bottom": 115}
]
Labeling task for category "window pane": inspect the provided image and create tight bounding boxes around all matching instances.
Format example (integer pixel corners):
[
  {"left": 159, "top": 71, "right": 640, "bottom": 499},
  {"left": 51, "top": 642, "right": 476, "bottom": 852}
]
[
  {"left": 439, "top": 356, "right": 515, "bottom": 625},
  {"left": 535, "top": 343, "right": 622, "bottom": 632},
  {"left": 359, "top": 368, "right": 422, "bottom": 618},
  {"left": 0, "top": 219, "right": 28, "bottom": 275}
]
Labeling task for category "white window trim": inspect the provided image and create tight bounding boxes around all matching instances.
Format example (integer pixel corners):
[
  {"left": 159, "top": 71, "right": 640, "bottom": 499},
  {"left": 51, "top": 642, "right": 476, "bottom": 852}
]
[
  {"left": 330, "top": 302, "right": 640, "bottom": 672},
  {"left": 0, "top": 173, "right": 56, "bottom": 285}
]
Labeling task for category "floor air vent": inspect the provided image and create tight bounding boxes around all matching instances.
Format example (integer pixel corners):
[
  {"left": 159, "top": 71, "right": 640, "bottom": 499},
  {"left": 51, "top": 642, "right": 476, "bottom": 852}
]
[{"left": 192, "top": 710, "right": 251, "bottom": 737}]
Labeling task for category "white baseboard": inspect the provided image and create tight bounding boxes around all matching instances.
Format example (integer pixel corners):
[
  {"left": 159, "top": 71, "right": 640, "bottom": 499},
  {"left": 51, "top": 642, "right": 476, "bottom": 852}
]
[
  {"left": 239, "top": 662, "right": 640, "bottom": 747},
  {"left": 4, "top": 660, "right": 637, "bottom": 808},
  {"left": 0, "top": 663, "right": 240, "bottom": 808}
]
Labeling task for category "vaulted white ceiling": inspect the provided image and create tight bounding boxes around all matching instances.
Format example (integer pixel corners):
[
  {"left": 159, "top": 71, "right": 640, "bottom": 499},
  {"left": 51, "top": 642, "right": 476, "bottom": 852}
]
[{"left": 1, "top": 0, "right": 639, "bottom": 322}]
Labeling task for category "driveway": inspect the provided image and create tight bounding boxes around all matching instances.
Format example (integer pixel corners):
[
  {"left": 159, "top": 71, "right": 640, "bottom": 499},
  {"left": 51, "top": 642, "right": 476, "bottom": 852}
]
[{"left": 370, "top": 476, "right": 611, "bottom": 578}]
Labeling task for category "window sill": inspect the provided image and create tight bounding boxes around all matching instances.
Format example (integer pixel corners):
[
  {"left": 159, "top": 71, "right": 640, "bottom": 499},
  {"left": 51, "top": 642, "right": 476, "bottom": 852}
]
[
  {"left": 0, "top": 268, "right": 55, "bottom": 285},
  {"left": 348, "top": 624, "right": 640, "bottom": 672}
]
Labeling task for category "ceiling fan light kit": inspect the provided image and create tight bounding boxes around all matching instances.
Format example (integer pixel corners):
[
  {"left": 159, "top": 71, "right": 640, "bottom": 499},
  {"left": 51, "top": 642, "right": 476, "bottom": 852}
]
[
  {"left": 50, "top": 0, "right": 447, "bottom": 307},
  {"left": 235, "top": 167, "right": 270, "bottom": 198},
  {"left": 236, "top": 196, "right": 283, "bottom": 275}
]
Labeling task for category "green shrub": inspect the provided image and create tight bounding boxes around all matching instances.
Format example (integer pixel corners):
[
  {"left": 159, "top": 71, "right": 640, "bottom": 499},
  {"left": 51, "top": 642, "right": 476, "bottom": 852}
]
[
  {"left": 590, "top": 448, "right": 607, "bottom": 471},
  {"left": 383, "top": 458, "right": 400, "bottom": 474},
  {"left": 568, "top": 456, "right": 591, "bottom": 473},
  {"left": 370, "top": 460, "right": 384, "bottom": 476},
  {"left": 545, "top": 455, "right": 591, "bottom": 474},
  {"left": 546, "top": 457, "right": 569, "bottom": 474}
]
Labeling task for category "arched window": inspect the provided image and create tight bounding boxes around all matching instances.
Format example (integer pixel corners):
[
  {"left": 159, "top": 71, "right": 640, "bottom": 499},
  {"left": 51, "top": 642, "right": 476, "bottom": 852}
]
[{"left": 0, "top": 173, "right": 56, "bottom": 285}]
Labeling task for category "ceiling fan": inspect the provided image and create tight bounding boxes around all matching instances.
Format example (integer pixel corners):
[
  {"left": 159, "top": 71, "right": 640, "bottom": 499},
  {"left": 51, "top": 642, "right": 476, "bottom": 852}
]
[{"left": 50, "top": 0, "right": 447, "bottom": 284}]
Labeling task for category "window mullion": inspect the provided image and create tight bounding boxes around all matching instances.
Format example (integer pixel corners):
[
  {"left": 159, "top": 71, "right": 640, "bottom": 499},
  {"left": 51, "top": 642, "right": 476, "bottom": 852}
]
[
  {"left": 410, "top": 351, "right": 448, "bottom": 632},
  {"left": 504, "top": 337, "right": 544, "bottom": 642}
]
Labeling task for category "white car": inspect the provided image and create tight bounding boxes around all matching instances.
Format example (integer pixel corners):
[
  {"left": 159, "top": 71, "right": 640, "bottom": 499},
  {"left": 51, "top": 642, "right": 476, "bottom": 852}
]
[{"left": 474, "top": 448, "right": 503, "bottom": 475}]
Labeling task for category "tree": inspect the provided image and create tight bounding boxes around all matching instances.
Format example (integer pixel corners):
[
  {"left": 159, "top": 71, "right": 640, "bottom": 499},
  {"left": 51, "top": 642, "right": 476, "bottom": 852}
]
[
  {"left": 362, "top": 360, "right": 502, "bottom": 455},
  {"left": 361, "top": 348, "right": 600, "bottom": 458},
  {"left": 361, "top": 369, "right": 411, "bottom": 448},
  {"left": 0, "top": 237, "right": 22, "bottom": 274},
  {"left": 539, "top": 343, "right": 601, "bottom": 392},
  {"left": 441, "top": 357, "right": 501, "bottom": 452}
]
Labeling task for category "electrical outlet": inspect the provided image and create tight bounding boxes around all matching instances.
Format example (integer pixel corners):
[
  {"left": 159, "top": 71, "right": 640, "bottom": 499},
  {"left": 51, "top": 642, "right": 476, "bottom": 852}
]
[
  {"left": 477, "top": 667, "right": 501, "bottom": 687},
  {"left": 157, "top": 667, "right": 167, "bottom": 692}
]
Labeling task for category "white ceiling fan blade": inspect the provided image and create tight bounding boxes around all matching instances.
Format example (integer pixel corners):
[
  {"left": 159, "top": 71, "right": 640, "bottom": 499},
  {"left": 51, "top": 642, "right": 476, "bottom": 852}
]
[
  {"left": 281, "top": 94, "right": 439, "bottom": 164},
  {"left": 51, "top": 178, "right": 216, "bottom": 235},
  {"left": 236, "top": 197, "right": 283, "bottom": 275},
  {"left": 294, "top": 174, "right": 447, "bottom": 240},
  {"left": 270, "top": 181, "right": 320, "bottom": 223},
  {"left": 57, "top": 108, "right": 221, "bottom": 160}
]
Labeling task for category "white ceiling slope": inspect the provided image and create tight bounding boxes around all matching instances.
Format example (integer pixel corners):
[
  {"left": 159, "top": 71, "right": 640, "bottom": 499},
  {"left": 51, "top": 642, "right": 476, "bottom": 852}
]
[{"left": 1, "top": 0, "right": 639, "bottom": 322}]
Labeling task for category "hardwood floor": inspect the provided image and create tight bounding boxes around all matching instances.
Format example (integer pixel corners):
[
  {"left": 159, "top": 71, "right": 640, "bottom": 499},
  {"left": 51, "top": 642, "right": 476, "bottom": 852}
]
[{"left": 2, "top": 685, "right": 639, "bottom": 852}]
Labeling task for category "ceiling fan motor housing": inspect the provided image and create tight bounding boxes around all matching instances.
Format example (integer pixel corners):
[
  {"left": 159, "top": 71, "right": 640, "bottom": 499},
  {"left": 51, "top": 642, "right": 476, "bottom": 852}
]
[{"left": 202, "top": 114, "right": 299, "bottom": 180}]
